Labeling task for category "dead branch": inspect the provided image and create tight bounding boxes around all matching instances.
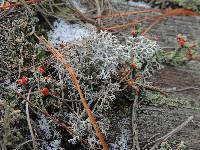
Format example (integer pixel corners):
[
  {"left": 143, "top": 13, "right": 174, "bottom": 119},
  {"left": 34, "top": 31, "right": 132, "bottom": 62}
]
[
  {"left": 99, "top": 15, "right": 159, "bottom": 32},
  {"left": 67, "top": 0, "right": 96, "bottom": 25},
  {"left": 166, "top": 87, "right": 200, "bottom": 93},
  {"left": 131, "top": 81, "right": 168, "bottom": 97},
  {"left": 142, "top": 15, "right": 165, "bottom": 35},
  {"left": 142, "top": 8, "right": 199, "bottom": 35},
  {"left": 150, "top": 116, "right": 194, "bottom": 150},
  {"left": 94, "top": 9, "right": 161, "bottom": 19},
  {"left": 131, "top": 95, "right": 140, "bottom": 150},
  {"left": 25, "top": 88, "right": 37, "bottom": 150},
  {"left": 95, "top": 0, "right": 101, "bottom": 25}
]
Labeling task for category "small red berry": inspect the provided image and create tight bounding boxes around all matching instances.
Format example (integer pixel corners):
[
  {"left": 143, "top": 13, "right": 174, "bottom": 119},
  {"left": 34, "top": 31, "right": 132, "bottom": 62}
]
[
  {"left": 179, "top": 39, "right": 185, "bottom": 46},
  {"left": 17, "top": 79, "right": 22, "bottom": 85},
  {"left": 130, "top": 63, "right": 137, "bottom": 68},
  {"left": 41, "top": 87, "right": 49, "bottom": 96},
  {"left": 131, "top": 31, "right": 137, "bottom": 37},
  {"left": 133, "top": 87, "right": 140, "bottom": 94},
  {"left": 127, "top": 81, "right": 132, "bottom": 86},
  {"left": 38, "top": 66, "right": 45, "bottom": 74},
  {"left": 21, "top": 76, "right": 28, "bottom": 86}
]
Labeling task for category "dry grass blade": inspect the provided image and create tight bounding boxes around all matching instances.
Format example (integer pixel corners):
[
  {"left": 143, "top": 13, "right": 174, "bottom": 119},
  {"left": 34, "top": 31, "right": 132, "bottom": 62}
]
[{"left": 34, "top": 33, "right": 108, "bottom": 150}]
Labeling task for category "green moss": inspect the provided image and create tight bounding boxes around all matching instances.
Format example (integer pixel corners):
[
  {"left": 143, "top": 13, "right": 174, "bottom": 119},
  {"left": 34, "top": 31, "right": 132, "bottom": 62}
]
[{"left": 146, "top": 92, "right": 189, "bottom": 108}]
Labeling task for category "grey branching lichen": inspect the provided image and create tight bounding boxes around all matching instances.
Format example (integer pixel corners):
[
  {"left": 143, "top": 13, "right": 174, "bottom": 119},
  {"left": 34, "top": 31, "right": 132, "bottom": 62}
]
[
  {"left": 1, "top": 16, "right": 163, "bottom": 149},
  {"left": 0, "top": 8, "right": 38, "bottom": 79},
  {"left": 126, "top": 36, "right": 163, "bottom": 82},
  {"left": 44, "top": 28, "right": 163, "bottom": 148}
]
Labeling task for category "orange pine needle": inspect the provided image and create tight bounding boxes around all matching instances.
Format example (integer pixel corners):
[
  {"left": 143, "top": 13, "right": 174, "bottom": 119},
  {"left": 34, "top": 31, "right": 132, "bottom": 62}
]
[
  {"left": 94, "top": 9, "right": 161, "bottom": 19},
  {"left": 34, "top": 33, "right": 108, "bottom": 150}
]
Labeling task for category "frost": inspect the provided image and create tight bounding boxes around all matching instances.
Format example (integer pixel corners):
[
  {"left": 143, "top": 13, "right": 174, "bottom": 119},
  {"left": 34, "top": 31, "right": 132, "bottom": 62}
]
[
  {"left": 48, "top": 20, "right": 96, "bottom": 45},
  {"left": 128, "top": 1, "right": 151, "bottom": 8}
]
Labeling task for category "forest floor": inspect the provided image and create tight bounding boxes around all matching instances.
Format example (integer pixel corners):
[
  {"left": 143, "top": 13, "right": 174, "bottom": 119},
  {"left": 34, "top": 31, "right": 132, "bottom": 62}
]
[{"left": 1, "top": 1, "right": 200, "bottom": 149}]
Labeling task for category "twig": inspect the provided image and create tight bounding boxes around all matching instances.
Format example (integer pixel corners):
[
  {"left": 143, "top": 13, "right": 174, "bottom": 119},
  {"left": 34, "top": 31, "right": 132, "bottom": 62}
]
[
  {"left": 93, "top": 9, "right": 161, "bottom": 19},
  {"left": 166, "top": 87, "right": 200, "bottom": 93},
  {"left": 34, "top": 33, "right": 108, "bottom": 150},
  {"left": 95, "top": 0, "right": 101, "bottom": 25},
  {"left": 142, "top": 15, "right": 165, "bottom": 35},
  {"left": 131, "top": 95, "right": 140, "bottom": 150},
  {"left": 131, "top": 81, "right": 168, "bottom": 96},
  {"left": 67, "top": 0, "right": 96, "bottom": 25},
  {"left": 150, "top": 116, "right": 193, "bottom": 150},
  {"left": 98, "top": 15, "right": 159, "bottom": 32},
  {"left": 118, "top": 70, "right": 167, "bottom": 96},
  {"left": 98, "top": 16, "right": 151, "bottom": 31},
  {"left": 142, "top": 133, "right": 160, "bottom": 150},
  {"left": 14, "top": 139, "right": 44, "bottom": 150},
  {"left": 142, "top": 8, "right": 199, "bottom": 35},
  {"left": 36, "top": 6, "right": 53, "bottom": 29},
  {"left": 25, "top": 88, "right": 37, "bottom": 150}
]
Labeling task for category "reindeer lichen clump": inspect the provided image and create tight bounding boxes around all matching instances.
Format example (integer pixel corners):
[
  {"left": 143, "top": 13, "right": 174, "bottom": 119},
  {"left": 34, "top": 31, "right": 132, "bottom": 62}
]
[{"left": 1, "top": 16, "right": 163, "bottom": 149}]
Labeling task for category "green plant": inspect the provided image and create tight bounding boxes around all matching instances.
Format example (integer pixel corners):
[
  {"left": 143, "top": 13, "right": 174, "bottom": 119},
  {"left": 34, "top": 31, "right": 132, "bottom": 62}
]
[{"left": 163, "top": 34, "right": 198, "bottom": 66}]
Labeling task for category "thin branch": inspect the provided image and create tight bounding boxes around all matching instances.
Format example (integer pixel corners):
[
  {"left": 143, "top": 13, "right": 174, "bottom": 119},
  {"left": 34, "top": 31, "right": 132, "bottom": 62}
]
[
  {"left": 131, "top": 81, "right": 168, "bottom": 96},
  {"left": 95, "top": 0, "right": 101, "bottom": 25},
  {"left": 131, "top": 95, "right": 140, "bottom": 150},
  {"left": 66, "top": 0, "right": 96, "bottom": 25},
  {"left": 93, "top": 9, "right": 161, "bottom": 19},
  {"left": 14, "top": 139, "right": 44, "bottom": 150},
  {"left": 142, "top": 8, "right": 199, "bottom": 35},
  {"left": 142, "top": 15, "right": 165, "bottom": 35},
  {"left": 25, "top": 88, "right": 37, "bottom": 150},
  {"left": 98, "top": 15, "right": 159, "bottom": 32},
  {"left": 166, "top": 87, "right": 200, "bottom": 93},
  {"left": 150, "top": 116, "right": 193, "bottom": 150}
]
